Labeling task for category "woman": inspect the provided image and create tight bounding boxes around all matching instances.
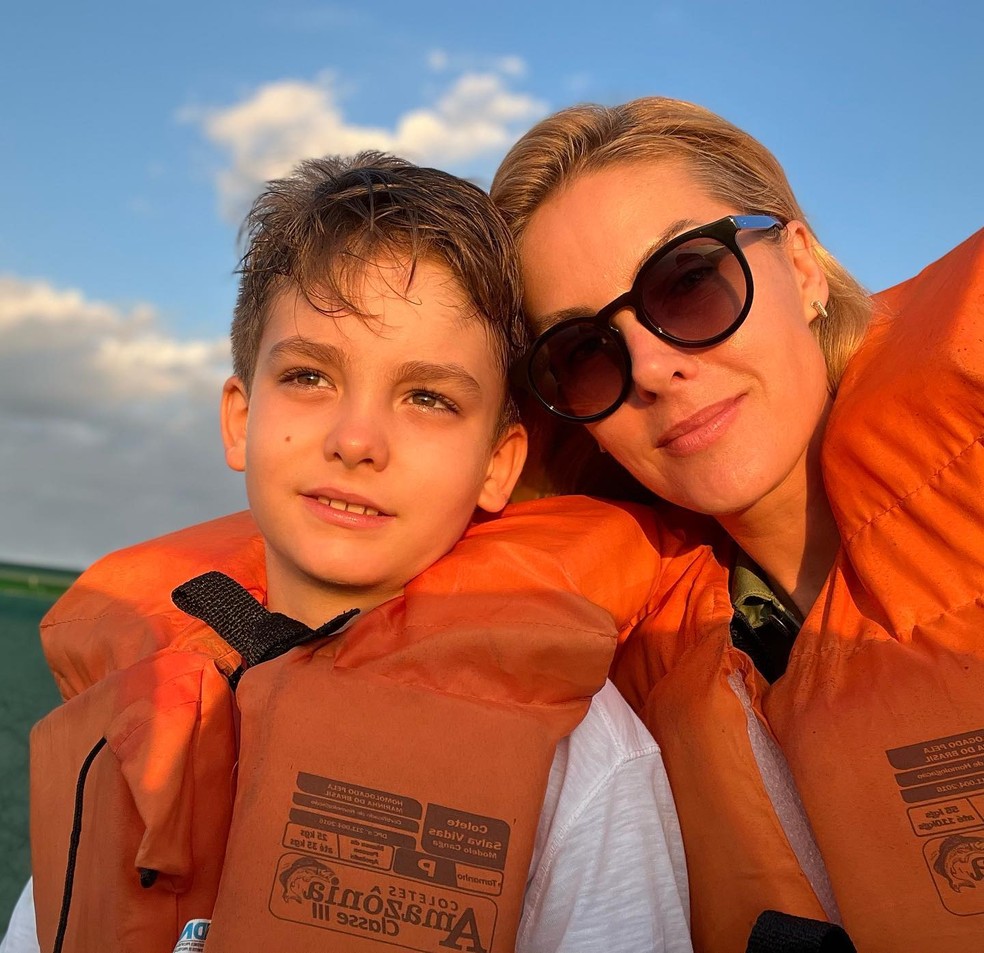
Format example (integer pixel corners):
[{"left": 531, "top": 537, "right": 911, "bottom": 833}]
[{"left": 491, "top": 97, "right": 984, "bottom": 953}]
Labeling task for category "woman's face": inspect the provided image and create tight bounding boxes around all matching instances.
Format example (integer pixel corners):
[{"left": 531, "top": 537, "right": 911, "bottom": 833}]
[{"left": 519, "top": 160, "right": 831, "bottom": 518}]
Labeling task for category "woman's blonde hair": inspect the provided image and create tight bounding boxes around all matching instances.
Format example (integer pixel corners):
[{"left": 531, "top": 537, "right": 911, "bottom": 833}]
[{"left": 491, "top": 97, "right": 872, "bottom": 499}]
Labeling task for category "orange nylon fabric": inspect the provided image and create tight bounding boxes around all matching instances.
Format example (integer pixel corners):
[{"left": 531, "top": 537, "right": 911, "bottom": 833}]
[
  {"left": 31, "top": 651, "right": 239, "bottom": 953},
  {"left": 31, "top": 495, "right": 695, "bottom": 953},
  {"left": 614, "top": 228, "right": 984, "bottom": 952}
]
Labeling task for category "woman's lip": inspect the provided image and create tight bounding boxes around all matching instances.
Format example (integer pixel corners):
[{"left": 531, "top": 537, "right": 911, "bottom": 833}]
[{"left": 657, "top": 396, "right": 744, "bottom": 455}]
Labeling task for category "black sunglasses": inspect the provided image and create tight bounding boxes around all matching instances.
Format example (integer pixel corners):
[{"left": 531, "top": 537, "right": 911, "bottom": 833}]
[{"left": 522, "top": 214, "right": 784, "bottom": 423}]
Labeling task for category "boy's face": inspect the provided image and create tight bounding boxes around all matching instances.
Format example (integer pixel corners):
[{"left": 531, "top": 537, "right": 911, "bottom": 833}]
[{"left": 221, "top": 258, "right": 527, "bottom": 626}]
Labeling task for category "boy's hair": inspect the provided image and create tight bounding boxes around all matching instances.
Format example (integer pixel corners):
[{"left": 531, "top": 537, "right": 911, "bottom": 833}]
[{"left": 232, "top": 152, "right": 528, "bottom": 429}]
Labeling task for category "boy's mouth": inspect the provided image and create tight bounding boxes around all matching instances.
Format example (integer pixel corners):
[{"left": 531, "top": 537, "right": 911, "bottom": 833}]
[
  {"left": 304, "top": 487, "right": 394, "bottom": 519},
  {"left": 316, "top": 496, "right": 382, "bottom": 518}
]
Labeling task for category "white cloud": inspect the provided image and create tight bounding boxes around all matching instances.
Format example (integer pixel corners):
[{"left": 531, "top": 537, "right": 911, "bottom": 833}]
[
  {"left": 186, "top": 64, "right": 547, "bottom": 220},
  {"left": 427, "top": 49, "right": 450, "bottom": 72},
  {"left": 0, "top": 276, "right": 244, "bottom": 568},
  {"left": 0, "top": 278, "right": 121, "bottom": 328},
  {"left": 0, "top": 277, "right": 229, "bottom": 415},
  {"left": 495, "top": 56, "right": 526, "bottom": 78}
]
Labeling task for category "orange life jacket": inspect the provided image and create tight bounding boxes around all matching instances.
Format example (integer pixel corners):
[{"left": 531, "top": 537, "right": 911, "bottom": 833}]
[
  {"left": 613, "top": 228, "right": 984, "bottom": 952},
  {"left": 31, "top": 495, "right": 691, "bottom": 953}
]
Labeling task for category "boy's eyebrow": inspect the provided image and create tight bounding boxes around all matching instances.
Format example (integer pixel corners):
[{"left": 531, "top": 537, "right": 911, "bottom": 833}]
[
  {"left": 267, "top": 337, "right": 348, "bottom": 367},
  {"left": 394, "top": 361, "right": 484, "bottom": 398},
  {"left": 264, "top": 339, "right": 484, "bottom": 397}
]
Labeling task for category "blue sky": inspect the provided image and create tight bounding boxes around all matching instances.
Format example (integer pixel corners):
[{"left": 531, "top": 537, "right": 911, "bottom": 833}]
[{"left": 2, "top": 0, "right": 982, "bottom": 567}]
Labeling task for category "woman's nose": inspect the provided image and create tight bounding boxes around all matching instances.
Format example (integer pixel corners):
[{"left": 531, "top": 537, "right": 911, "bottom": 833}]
[{"left": 612, "top": 309, "right": 701, "bottom": 397}]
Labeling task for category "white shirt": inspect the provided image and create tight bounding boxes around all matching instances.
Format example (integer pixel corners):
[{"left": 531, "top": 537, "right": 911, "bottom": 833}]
[
  {"left": 0, "top": 885, "right": 36, "bottom": 953},
  {"left": 519, "top": 679, "right": 692, "bottom": 952},
  {"left": 2, "top": 680, "right": 691, "bottom": 953}
]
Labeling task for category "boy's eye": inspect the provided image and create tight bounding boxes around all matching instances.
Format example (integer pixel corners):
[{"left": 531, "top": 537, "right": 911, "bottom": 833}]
[
  {"left": 281, "top": 368, "right": 332, "bottom": 388},
  {"left": 408, "top": 390, "right": 459, "bottom": 413}
]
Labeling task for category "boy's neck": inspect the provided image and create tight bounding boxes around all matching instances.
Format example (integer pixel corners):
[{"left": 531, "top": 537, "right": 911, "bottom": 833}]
[{"left": 265, "top": 560, "right": 401, "bottom": 629}]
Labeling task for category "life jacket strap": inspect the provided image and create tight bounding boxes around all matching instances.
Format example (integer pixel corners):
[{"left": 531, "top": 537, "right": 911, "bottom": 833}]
[
  {"left": 171, "top": 571, "right": 359, "bottom": 669},
  {"left": 746, "top": 911, "right": 857, "bottom": 953}
]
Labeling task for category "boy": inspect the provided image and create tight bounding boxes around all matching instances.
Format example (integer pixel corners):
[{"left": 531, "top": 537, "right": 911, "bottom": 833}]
[{"left": 17, "top": 154, "right": 691, "bottom": 953}]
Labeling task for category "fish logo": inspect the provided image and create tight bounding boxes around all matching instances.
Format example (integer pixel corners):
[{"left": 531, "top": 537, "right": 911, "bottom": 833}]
[
  {"left": 278, "top": 855, "right": 339, "bottom": 903},
  {"left": 932, "top": 834, "right": 984, "bottom": 892}
]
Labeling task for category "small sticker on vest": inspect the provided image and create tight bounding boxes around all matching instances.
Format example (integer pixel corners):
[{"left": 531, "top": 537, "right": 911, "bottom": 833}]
[
  {"left": 172, "top": 919, "right": 210, "bottom": 953},
  {"left": 887, "top": 728, "right": 984, "bottom": 915},
  {"left": 270, "top": 773, "right": 505, "bottom": 950}
]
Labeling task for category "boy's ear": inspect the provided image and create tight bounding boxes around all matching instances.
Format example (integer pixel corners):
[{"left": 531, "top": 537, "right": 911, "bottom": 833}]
[
  {"left": 477, "top": 423, "right": 528, "bottom": 514},
  {"left": 220, "top": 376, "right": 250, "bottom": 473}
]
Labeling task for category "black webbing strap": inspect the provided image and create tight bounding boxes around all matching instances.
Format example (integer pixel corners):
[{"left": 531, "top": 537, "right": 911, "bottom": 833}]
[
  {"left": 171, "top": 571, "right": 358, "bottom": 672},
  {"left": 53, "top": 737, "right": 108, "bottom": 953},
  {"left": 746, "top": 911, "right": 857, "bottom": 953}
]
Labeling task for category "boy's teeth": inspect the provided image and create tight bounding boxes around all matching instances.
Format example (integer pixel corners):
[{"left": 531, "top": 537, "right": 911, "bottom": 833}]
[{"left": 319, "top": 497, "right": 379, "bottom": 517}]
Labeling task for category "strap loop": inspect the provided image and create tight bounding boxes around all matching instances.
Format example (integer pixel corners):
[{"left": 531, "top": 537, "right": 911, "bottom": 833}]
[
  {"left": 171, "top": 571, "right": 358, "bottom": 669},
  {"left": 746, "top": 910, "right": 857, "bottom": 953}
]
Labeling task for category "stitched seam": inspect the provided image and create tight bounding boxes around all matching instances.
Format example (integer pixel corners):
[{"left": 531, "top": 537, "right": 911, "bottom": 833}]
[
  {"left": 915, "top": 592, "right": 984, "bottom": 629},
  {"left": 42, "top": 607, "right": 193, "bottom": 629},
  {"left": 335, "top": 664, "right": 603, "bottom": 710},
  {"left": 780, "top": 591, "right": 984, "bottom": 664},
  {"left": 842, "top": 434, "right": 982, "bottom": 544},
  {"left": 807, "top": 586, "right": 982, "bottom": 644},
  {"left": 110, "top": 697, "right": 201, "bottom": 752},
  {"left": 404, "top": 621, "right": 616, "bottom": 639}
]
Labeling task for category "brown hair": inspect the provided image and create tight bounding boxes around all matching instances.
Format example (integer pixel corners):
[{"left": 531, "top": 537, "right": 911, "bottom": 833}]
[
  {"left": 491, "top": 97, "right": 873, "bottom": 498},
  {"left": 232, "top": 151, "right": 528, "bottom": 428}
]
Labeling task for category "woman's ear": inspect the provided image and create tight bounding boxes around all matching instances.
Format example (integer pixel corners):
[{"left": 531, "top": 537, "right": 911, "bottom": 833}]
[
  {"left": 477, "top": 424, "right": 529, "bottom": 513},
  {"left": 786, "top": 220, "right": 830, "bottom": 325},
  {"left": 220, "top": 376, "right": 250, "bottom": 473}
]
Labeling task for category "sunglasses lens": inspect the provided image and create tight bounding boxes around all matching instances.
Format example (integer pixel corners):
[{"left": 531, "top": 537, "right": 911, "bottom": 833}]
[
  {"left": 639, "top": 237, "right": 748, "bottom": 343},
  {"left": 527, "top": 229, "right": 756, "bottom": 421},
  {"left": 529, "top": 321, "right": 628, "bottom": 420}
]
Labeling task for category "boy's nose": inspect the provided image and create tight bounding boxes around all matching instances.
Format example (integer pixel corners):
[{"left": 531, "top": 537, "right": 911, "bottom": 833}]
[
  {"left": 324, "top": 408, "right": 389, "bottom": 470},
  {"left": 613, "top": 310, "right": 701, "bottom": 397}
]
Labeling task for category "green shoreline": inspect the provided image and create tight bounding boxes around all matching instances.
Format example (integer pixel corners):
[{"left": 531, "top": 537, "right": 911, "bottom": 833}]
[
  {"left": 1, "top": 563, "right": 78, "bottom": 926},
  {"left": 0, "top": 563, "right": 80, "bottom": 599}
]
